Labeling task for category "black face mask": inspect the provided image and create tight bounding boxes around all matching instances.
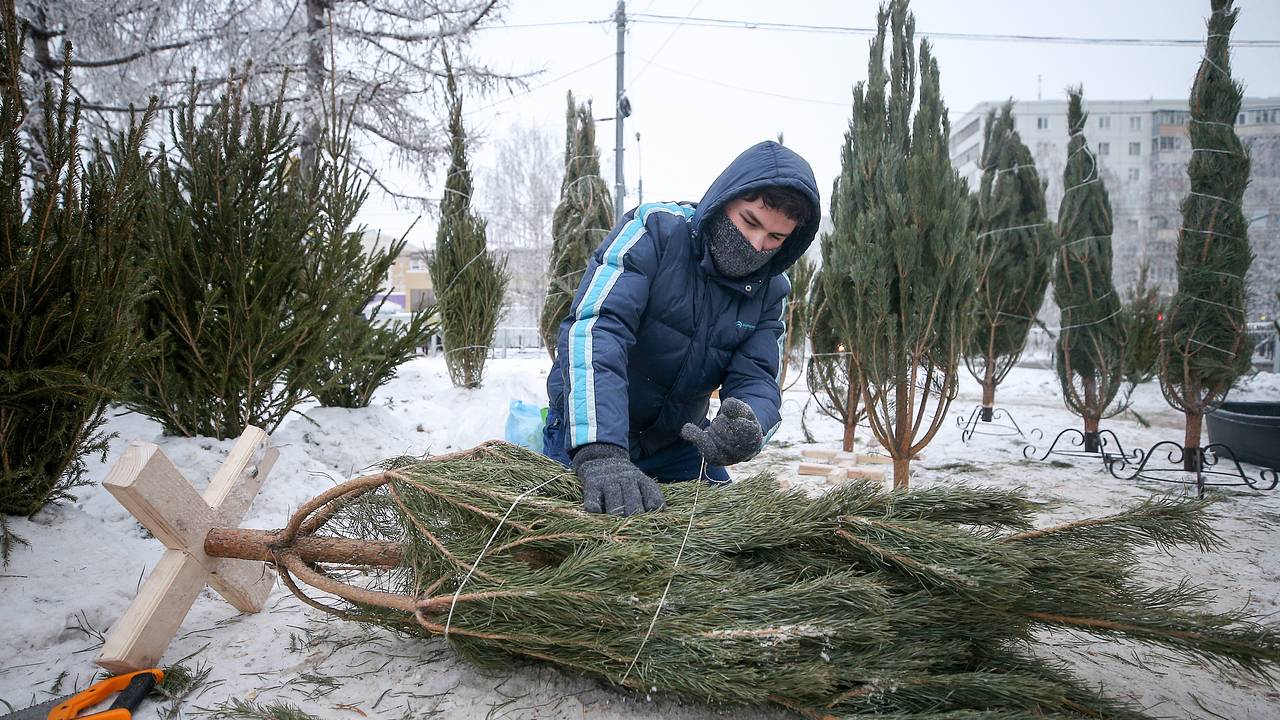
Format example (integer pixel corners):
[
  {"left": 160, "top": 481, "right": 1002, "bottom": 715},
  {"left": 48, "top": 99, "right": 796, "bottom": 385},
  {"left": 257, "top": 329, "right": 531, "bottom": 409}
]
[{"left": 706, "top": 212, "right": 781, "bottom": 280}]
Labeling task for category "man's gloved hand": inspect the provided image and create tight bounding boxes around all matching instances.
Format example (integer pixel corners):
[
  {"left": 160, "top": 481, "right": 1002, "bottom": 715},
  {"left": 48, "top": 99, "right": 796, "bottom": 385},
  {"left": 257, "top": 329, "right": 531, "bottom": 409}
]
[
  {"left": 680, "top": 397, "right": 763, "bottom": 466},
  {"left": 572, "top": 442, "right": 666, "bottom": 516}
]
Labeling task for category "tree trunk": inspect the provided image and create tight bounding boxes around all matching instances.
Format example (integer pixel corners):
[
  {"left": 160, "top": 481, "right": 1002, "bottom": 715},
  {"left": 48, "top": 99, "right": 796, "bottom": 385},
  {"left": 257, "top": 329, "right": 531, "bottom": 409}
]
[
  {"left": 842, "top": 377, "right": 857, "bottom": 453},
  {"left": 1184, "top": 412, "right": 1203, "bottom": 472},
  {"left": 980, "top": 380, "right": 995, "bottom": 422},
  {"left": 301, "top": 0, "right": 327, "bottom": 177},
  {"left": 1083, "top": 414, "right": 1100, "bottom": 453},
  {"left": 893, "top": 370, "right": 910, "bottom": 490},
  {"left": 205, "top": 527, "right": 404, "bottom": 567}
]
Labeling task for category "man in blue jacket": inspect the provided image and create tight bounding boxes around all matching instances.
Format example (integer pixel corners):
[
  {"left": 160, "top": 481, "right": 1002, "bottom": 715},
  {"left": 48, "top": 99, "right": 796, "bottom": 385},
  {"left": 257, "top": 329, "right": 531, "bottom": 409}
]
[{"left": 542, "top": 140, "right": 821, "bottom": 515}]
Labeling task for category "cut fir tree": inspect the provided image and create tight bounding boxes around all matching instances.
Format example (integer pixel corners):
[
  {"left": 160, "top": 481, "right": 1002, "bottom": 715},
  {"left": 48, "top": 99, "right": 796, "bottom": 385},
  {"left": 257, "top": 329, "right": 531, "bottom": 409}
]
[
  {"left": 1158, "top": 0, "right": 1254, "bottom": 471},
  {"left": 820, "top": 0, "right": 974, "bottom": 488},
  {"left": 1052, "top": 88, "right": 1127, "bottom": 453},
  {"left": 540, "top": 92, "right": 612, "bottom": 361},
  {"left": 965, "top": 102, "right": 1054, "bottom": 423},
  {"left": 200, "top": 441, "right": 1280, "bottom": 720},
  {"left": 0, "top": 0, "right": 155, "bottom": 527},
  {"left": 429, "top": 45, "right": 508, "bottom": 389}
]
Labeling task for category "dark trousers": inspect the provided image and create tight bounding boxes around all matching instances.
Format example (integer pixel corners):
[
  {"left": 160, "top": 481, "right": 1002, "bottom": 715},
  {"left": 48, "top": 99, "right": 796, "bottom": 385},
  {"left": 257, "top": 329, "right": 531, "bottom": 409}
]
[{"left": 542, "top": 407, "right": 730, "bottom": 485}]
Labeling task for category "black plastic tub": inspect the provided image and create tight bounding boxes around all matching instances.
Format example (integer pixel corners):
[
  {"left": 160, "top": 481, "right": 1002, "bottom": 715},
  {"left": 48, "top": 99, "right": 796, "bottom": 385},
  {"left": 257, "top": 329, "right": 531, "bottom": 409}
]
[{"left": 1206, "top": 401, "right": 1280, "bottom": 469}]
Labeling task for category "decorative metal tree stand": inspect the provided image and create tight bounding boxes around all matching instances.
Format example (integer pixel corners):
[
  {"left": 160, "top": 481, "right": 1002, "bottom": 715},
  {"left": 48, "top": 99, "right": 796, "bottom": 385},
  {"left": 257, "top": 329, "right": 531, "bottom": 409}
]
[
  {"left": 955, "top": 405, "right": 1027, "bottom": 443},
  {"left": 1106, "top": 441, "right": 1279, "bottom": 499},
  {"left": 1022, "top": 427, "right": 1134, "bottom": 469}
]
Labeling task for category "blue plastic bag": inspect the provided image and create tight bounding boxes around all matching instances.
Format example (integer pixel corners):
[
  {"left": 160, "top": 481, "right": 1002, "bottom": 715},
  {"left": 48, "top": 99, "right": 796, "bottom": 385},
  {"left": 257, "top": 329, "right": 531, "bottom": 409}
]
[{"left": 505, "top": 399, "right": 546, "bottom": 453}]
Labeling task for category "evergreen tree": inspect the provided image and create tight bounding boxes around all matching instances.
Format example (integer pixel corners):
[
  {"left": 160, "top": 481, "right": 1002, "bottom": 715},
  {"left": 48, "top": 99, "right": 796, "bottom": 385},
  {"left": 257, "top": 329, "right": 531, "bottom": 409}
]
[
  {"left": 1158, "top": 0, "right": 1254, "bottom": 469},
  {"left": 778, "top": 254, "right": 815, "bottom": 389},
  {"left": 821, "top": 0, "right": 974, "bottom": 488},
  {"left": 1053, "top": 88, "right": 1127, "bottom": 451},
  {"left": 965, "top": 102, "right": 1054, "bottom": 420},
  {"left": 429, "top": 47, "right": 507, "bottom": 389},
  {"left": 126, "top": 75, "right": 348, "bottom": 438},
  {"left": 539, "top": 92, "right": 612, "bottom": 360},
  {"left": 303, "top": 112, "right": 437, "bottom": 409},
  {"left": 806, "top": 275, "right": 862, "bottom": 452},
  {"left": 1121, "top": 263, "right": 1164, "bottom": 387},
  {"left": 0, "top": 0, "right": 155, "bottom": 530}
]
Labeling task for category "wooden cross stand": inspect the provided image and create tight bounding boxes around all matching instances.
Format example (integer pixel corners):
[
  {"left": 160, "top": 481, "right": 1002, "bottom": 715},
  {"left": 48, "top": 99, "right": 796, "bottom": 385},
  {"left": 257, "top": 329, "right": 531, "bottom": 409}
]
[{"left": 96, "top": 427, "right": 279, "bottom": 673}]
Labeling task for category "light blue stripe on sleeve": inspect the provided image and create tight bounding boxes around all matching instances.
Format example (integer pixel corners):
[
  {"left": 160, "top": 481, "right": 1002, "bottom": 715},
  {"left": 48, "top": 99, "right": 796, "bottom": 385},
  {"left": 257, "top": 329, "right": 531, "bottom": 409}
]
[{"left": 567, "top": 202, "right": 693, "bottom": 447}]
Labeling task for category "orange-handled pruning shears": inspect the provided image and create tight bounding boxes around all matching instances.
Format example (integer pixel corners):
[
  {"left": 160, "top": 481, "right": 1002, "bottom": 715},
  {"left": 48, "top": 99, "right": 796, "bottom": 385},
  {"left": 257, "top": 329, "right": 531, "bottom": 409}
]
[{"left": 1, "top": 669, "right": 163, "bottom": 720}]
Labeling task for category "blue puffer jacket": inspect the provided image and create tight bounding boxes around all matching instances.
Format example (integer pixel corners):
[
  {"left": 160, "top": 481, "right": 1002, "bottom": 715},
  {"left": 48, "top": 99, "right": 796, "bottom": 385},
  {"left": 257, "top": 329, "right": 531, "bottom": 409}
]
[{"left": 546, "top": 140, "right": 821, "bottom": 461}]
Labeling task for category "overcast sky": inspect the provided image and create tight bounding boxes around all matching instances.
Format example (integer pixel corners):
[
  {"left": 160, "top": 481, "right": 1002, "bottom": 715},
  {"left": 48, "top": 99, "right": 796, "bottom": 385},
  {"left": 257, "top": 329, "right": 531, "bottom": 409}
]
[{"left": 356, "top": 0, "right": 1280, "bottom": 249}]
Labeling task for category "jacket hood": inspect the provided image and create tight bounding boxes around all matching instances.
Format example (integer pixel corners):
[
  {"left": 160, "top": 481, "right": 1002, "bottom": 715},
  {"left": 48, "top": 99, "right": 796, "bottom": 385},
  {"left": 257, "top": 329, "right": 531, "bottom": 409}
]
[{"left": 690, "top": 141, "right": 822, "bottom": 284}]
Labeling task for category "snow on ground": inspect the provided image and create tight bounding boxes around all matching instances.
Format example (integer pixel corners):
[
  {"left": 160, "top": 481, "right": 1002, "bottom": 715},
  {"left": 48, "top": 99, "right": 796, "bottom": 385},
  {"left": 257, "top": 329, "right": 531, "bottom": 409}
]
[{"left": 2, "top": 355, "right": 1279, "bottom": 719}]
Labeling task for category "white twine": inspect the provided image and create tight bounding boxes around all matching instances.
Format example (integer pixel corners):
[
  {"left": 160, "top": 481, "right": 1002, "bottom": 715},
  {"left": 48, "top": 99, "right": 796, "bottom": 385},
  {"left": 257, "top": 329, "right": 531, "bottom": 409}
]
[
  {"left": 1201, "top": 55, "right": 1229, "bottom": 78},
  {"left": 1059, "top": 289, "right": 1114, "bottom": 313},
  {"left": 991, "top": 163, "right": 1038, "bottom": 176},
  {"left": 1189, "top": 190, "right": 1243, "bottom": 207},
  {"left": 443, "top": 344, "right": 493, "bottom": 355},
  {"left": 1061, "top": 233, "right": 1111, "bottom": 249},
  {"left": 1183, "top": 226, "right": 1248, "bottom": 242},
  {"left": 1190, "top": 118, "right": 1235, "bottom": 129},
  {"left": 1064, "top": 176, "right": 1101, "bottom": 193},
  {"left": 976, "top": 222, "right": 1049, "bottom": 240},
  {"left": 1057, "top": 307, "right": 1121, "bottom": 331},
  {"left": 1191, "top": 148, "right": 1245, "bottom": 156},
  {"left": 1187, "top": 336, "right": 1238, "bottom": 357},
  {"left": 1186, "top": 295, "right": 1244, "bottom": 313},
  {"left": 621, "top": 460, "right": 704, "bottom": 686},
  {"left": 442, "top": 475, "right": 561, "bottom": 640}
]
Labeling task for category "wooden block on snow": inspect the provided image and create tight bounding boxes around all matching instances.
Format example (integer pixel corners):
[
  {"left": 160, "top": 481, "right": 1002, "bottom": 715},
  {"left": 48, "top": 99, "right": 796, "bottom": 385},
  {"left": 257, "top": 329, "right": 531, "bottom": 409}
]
[
  {"left": 855, "top": 453, "right": 893, "bottom": 465},
  {"left": 845, "top": 465, "right": 887, "bottom": 482},
  {"left": 798, "top": 462, "right": 838, "bottom": 476},
  {"left": 801, "top": 448, "right": 838, "bottom": 461}
]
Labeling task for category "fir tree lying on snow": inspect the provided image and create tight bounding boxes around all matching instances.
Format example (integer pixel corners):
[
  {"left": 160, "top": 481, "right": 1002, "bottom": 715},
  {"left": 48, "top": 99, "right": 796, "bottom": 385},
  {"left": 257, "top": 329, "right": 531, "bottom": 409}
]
[{"left": 258, "top": 441, "right": 1280, "bottom": 720}]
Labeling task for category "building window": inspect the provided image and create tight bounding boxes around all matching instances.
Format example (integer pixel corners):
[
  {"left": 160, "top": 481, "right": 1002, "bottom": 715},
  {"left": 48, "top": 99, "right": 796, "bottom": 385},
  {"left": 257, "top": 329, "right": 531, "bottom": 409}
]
[
  {"left": 1128, "top": 142, "right": 1141, "bottom": 156},
  {"left": 1158, "top": 136, "right": 1177, "bottom": 150},
  {"left": 1099, "top": 116, "right": 1111, "bottom": 130},
  {"left": 1239, "top": 113, "right": 1247, "bottom": 124},
  {"left": 1128, "top": 167, "right": 1140, "bottom": 182},
  {"left": 1037, "top": 116, "right": 1049, "bottom": 130},
  {"left": 953, "top": 118, "right": 981, "bottom": 147},
  {"left": 1098, "top": 142, "right": 1110, "bottom": 156},
  {"left": 1129, "top": 116, "right": 1142, "bottom": 130},
  {"left": 409, "top": 256, "right": 427, "bottom": 272}
]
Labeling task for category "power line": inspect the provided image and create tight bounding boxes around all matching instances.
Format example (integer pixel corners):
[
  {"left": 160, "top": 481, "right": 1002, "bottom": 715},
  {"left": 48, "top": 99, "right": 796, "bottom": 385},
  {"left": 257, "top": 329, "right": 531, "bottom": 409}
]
[
  {"left": 629, "top": 13, "right": 1280, "bottom": 48},
  {"left": 644, "top": 58, "right": 848, "bottom": 107},
  {"left": 626, "top": 0, "right": 704, "bottom": 92},
  {"left": 464, "top": 53, "right": 614, "bottom": 117}
]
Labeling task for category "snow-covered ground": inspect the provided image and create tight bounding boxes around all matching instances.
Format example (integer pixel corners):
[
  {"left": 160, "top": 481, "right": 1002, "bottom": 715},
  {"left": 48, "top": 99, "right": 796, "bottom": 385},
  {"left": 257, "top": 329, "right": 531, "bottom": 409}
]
[{"left": 2, "top": 355, "right": 1279, "bottom": 719}]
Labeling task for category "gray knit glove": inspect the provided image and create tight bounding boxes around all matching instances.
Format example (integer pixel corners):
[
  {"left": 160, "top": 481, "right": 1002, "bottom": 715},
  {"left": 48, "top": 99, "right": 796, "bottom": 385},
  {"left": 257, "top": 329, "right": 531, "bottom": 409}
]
[
  {"left": 572, "top": 443, "right": 666, "bottom": 516},
  {"left": 680, "top": 397, "right": 763, "bottom": 466}
]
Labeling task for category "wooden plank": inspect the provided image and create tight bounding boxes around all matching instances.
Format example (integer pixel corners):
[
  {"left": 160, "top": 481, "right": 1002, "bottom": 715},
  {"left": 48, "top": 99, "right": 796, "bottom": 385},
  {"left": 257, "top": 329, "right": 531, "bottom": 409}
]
[
  {"left": 204, "top": 426, "right": 277, "bottom": 525},
  {"left": 97, "top": 550, "right": 206, "bottom": 673},
  {"left": 104, "top": 443, "right": 215, "bottom": 554},
  {"left": 825, "top": 468, "right": 848, "bottom": 483},
  {"left": 846, "top": 466, "right": 887, "bottom": 482},
  {"left": 800, "top": 448, "right": 838, "bottom": 461},
  {"left": 798, "top": 462, "right": 837, "bottom": 476},
  {"left": 857, "top": 454, "right": 893, "bottom": 465}
]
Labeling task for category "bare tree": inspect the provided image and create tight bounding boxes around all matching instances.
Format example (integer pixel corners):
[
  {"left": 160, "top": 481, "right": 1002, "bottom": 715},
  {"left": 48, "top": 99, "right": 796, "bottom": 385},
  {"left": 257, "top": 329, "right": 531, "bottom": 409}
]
[
  {"left": 17, "top": 0, "right": 525, "bottom": 201},
  {"left": 476, "top": 120, "right": 562, "bottom": 250}
]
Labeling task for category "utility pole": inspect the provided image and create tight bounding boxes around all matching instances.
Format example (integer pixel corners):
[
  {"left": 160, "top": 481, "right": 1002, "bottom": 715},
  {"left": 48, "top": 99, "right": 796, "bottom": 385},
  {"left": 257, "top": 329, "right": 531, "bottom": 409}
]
[
  {"left": 614, "top": 0, "right": 626, "bottom": 222},
  {"left": 635, "top": 131, "right": 643, "bottom": 205}
]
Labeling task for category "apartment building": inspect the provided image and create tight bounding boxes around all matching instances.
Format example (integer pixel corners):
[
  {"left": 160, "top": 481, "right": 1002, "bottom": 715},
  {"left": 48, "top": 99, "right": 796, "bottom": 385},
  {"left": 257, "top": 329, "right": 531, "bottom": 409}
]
[{"left": 950, "top": 97, "right": 1280, "bottom": 320}]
